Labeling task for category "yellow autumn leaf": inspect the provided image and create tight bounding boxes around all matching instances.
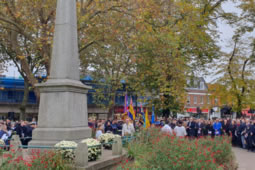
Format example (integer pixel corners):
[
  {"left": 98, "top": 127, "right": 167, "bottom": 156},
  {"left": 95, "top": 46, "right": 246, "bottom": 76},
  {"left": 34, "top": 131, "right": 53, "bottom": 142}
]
[{"left": 18, "top": 56, "right": 25, "bottom": 60}]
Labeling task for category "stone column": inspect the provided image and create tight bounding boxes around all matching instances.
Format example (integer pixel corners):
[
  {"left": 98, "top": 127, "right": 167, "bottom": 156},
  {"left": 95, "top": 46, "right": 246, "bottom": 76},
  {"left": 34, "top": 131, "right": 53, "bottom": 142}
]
[
  {"left": 29, "top": 0, "right": 91, "bottom": 146},
  {"left": 75, "top": 143, "right": 88, "bottom": 169},
  {"left": 112, "top": 136, "right": 122, "bottom": 156}
]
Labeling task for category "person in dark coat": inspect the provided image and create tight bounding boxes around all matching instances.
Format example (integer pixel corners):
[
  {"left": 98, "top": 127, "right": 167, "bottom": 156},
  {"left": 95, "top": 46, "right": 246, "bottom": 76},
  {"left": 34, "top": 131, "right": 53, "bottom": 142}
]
[
  {"left": 104, "top": 121, "right": 113, "bottom": 133},
  {"left": 246, "top": 121, "right": 254, "bottom": 152},
  {"left": 14, "top": 122, "right": 22, "bottom": 138},
  {"left": 170, "top": 119, "right": 177, "bottom": 129},
  {"left": 251, "top": 121, "right": 255, "bottom": 151},
  {"left": 111, "top": 119, "right": 118, "bottom": 134},
  {"left": 195, "top": 119, "right": 204, "bottom": 137},
  {"left": 235, "top": 120, "right": 242, "bottom": 147},
  {"left": 208, "top": 120, "right": 215, "bottom": 138},
  {"left": 240, "top": 121, "right": 247, "bottom": 149},
  {"left": 187, "top": 118, "right": 197, "bottom": 139},
  {"left": 23, "top": 123, "right": 35, "bottom": 146},
  {"left": 230, "top": 120, "right": 238, "bottom": 146},
  {"left": 203, "top": 120, "right": 210, "bottom": 136},
  {"left": 222, "top": 119, "right": 228, "bottom": 136}
]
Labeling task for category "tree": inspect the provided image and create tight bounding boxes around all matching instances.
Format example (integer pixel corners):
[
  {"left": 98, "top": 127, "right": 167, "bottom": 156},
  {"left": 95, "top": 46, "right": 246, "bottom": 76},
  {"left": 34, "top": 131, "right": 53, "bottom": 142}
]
[
  {"left": 210, "top": 0, "right": 255, "bottom": 117},
  {"left": 0, "top": 0, "right": 127, "bottom": 118},
  {"left": 0, "top": 0, "right": 57, "bottom": 119},
  {"left": 0, "top": 0, "right": 232, "bottom": 118},
  {"left": 212, "top": 36, "right": 255, "bottom": 117},
  {"left": 0, "top": 0, "right": 57, "bottom": 98},
  {"left": 126, "top": 0, "right": 229, "bottom": 112}
]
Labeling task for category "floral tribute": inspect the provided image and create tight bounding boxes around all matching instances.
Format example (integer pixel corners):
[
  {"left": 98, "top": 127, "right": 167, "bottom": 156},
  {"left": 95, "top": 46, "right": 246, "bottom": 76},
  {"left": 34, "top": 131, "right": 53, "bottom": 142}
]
[
  {"left": 0, "top": 139, "right": 5, "bottom": 146},
  {"left": 99, "top": 133, "right": 120, "bottom": 149},
  {"left": 81, "top": 138, "right": 101, "bottom": 161},
  {"left": 54, "top": 140, "right": 77, "bottom": 161}
]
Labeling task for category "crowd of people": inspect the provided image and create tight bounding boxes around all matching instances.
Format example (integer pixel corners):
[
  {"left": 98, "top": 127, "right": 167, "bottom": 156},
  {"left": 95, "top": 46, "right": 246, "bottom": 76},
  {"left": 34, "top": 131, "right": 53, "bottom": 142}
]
[
  {"left": 1, "top": 116, "right": 255, "bottom": 153},
  {"left": 88, "top": 116, "right": 255, "bottom": 152},
  {"left": 0, "top": 118, "right": 37, "bottom": 146},
  {"left": 159, "top": 117, "right": 255, "bottom": 152}
]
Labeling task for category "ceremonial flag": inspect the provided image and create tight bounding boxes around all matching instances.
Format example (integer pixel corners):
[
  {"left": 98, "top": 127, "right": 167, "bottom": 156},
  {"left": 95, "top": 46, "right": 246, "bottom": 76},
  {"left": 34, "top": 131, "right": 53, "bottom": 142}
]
[
  {"left": 140, "top": 103, "right": 144, "bottom": 114},
  {"left": 151, "top": 105, "right": 155, "bottom": 124},
  {"left": 145, "top": 108, "right": 150, "bottom": 128},
  {"left": 128, "top": 98, "right": 136, "bottom": 120},
  {"left": 140, "top": 103, "right": 145, "bottom": 124}
]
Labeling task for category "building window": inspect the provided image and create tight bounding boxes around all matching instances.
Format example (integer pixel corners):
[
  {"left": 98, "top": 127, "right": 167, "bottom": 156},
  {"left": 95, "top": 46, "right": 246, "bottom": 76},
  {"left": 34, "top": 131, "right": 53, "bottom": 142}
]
[
  {"left": 187, "top": 96, "right": 190, "bottom": 104},
  {"left": 207, "top": 96, "right": 210, "bottom": 104},
  {"left": 200, "top": 82, "right": 204, "bottom": 90},
  {"left": 215, "top": 98, "right": 218, "bottom": 105},
  {"left": 194, "top": 80, "right": 198, "bottom": 88},
  {"left": 200, "top": 96, "right": 203, "bottom": 104},
  {"left": 194, "top": 96, "right": 197, "bottom": 104},
  {"left": 187, "top": 79, "right": 190, "bottom": 86}
]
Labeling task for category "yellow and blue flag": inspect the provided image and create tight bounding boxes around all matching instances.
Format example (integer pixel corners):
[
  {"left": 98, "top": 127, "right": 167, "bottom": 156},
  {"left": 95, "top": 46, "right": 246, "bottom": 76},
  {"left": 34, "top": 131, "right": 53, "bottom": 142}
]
[
  {"left": 145, "top": 108, "right": 150, "bottom": 128},
  {"left": 128, "top": 98, "right": 136, "bottom": 121}
]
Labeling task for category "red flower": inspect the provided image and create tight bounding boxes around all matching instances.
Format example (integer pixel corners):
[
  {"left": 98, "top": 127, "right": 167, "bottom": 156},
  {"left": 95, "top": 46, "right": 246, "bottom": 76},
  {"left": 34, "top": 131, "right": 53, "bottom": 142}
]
[
  {"left": 24, "top": 161, "right": 32, "bottom": 167},
  {"left": 179, "top": 157, "right": 184, "bottom": 161}
]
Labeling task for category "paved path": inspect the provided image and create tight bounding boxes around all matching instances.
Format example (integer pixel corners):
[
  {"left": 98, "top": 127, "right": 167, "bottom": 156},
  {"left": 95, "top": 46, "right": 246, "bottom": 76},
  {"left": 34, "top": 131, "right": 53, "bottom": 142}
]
[{"left": 232, "top": 147, "right": 255, "bottom": 170}]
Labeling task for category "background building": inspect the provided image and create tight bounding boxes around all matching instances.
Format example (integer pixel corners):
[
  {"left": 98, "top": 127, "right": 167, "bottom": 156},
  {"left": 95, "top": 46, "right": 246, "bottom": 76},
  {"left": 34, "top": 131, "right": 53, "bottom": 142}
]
[
  {"left": 0, "top": 76, "right": 142, "bottom": 120},
  {"left": 184, "top": 77, "right": 221, "bottom": 119}
]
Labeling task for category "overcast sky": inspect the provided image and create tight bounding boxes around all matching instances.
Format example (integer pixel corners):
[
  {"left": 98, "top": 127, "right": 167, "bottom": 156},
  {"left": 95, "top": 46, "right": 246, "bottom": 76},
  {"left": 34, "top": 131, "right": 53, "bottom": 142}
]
[{"left": 4, "top": 1, "right": 242, "bottom": 82}]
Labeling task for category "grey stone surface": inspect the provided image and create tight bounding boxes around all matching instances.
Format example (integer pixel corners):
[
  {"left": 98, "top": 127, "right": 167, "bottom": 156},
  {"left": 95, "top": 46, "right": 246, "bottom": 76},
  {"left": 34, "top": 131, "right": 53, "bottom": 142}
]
[
  {"left": 50, "top": 0, "right": 79, "bottom": 80},
  {"left": 233, "top": 147, "right": 255, "bottom": 170},
  {"left": 10, "top": 135, "right": 22, "bottom": 157},
  {"left": 82, "top": 149, "right": 126, "bottom": 170},
  {"left": 75, "top": 143, "right": 88, "bottom": 168},
  {"left": 30, "top": 0, "right": 91, "bottom": 147},
  {"left": 112, "top": 136, "right": 122, "bottom": 156}
]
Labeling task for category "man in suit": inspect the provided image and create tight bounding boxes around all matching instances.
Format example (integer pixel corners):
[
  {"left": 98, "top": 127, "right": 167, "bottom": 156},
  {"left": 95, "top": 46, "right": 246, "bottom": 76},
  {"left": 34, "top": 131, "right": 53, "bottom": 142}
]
[
  {"left": 196, "top": 119, "right": 205, "bottom": 137},
  {"left": 187, "top": 118, "right": 197, "bottom": 139}
]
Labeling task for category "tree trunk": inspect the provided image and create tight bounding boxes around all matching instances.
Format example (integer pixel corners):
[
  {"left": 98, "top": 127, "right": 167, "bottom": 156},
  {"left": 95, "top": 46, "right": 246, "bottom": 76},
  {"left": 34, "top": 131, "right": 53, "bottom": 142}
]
[
  {"left": 236, "top": 96, "right": 242, "bottom": 118},
  {"left": 108, "top": 92, "right": 116, "bottom": 119},
  {"left": 19, "top": 79, "right": 29, "bottom": 121}
]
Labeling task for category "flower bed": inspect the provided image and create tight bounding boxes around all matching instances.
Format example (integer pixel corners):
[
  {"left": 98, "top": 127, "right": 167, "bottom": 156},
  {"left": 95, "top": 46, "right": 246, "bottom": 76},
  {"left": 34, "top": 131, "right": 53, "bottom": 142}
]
[
  {"left": 99, "top": 133, "right": 120, "bottom": 149},
  {"left": 1, "top": 149, "right": 72, "bottom": 170},
  {"left": 117, "top": 128, "right": 236, "bottom": 170},
  {"left": 81, "top": 138, "right": 101, "bottom": 161},
  {"left": 55, "top": 140, "right": 77, "bottom": 161}
]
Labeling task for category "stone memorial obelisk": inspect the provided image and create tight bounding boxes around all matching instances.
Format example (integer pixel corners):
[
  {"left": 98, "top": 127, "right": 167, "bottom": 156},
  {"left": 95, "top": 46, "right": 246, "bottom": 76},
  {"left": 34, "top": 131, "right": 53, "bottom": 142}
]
[{"left": 29, "top": 0, "right": 91, "bottom": 146}]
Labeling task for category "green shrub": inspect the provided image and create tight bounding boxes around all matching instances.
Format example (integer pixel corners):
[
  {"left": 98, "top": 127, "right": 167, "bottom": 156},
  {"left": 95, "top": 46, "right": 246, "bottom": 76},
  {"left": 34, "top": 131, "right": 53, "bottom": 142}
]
[{"left": 117, "top": 127, "right": 234, "bottom": 170}]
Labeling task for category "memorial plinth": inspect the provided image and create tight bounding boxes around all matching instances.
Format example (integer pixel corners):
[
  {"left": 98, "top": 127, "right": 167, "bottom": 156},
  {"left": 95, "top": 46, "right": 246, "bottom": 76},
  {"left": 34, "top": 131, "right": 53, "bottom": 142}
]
[{"left": 29, "top": 0, "right": 91, "bottom": 146}]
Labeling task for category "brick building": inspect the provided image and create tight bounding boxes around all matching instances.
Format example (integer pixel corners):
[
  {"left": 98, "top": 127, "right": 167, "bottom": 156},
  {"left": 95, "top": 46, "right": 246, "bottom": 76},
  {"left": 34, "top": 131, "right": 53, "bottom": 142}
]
[{"left": 184, "top": 77, "right": 220, "bottom": 118}]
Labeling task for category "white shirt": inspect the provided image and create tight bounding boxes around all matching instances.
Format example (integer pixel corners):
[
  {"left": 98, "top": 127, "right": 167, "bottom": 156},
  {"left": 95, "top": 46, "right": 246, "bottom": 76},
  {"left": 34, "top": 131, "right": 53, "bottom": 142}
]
[
  {"left": 122, "top": 123, "right": 135, "bottom": 136},
  {"left": 96, "top": 130, "right": 103, "bottom": 139},
  {"left": 174, "top": 126, "right": 187, "bottom": 137},
  {"left": 161, "top": 124, "right": 173, "bottom": 135},
  {"left": 1, "top": 133, "right": 8, "bottom": 141}
]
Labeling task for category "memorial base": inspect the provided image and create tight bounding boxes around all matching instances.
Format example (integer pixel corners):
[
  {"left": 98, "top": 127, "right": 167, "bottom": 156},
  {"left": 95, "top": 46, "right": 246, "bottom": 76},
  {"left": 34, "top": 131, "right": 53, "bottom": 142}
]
[{"left": 29, "top": 79, "right": 91, "bottom": 146}]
